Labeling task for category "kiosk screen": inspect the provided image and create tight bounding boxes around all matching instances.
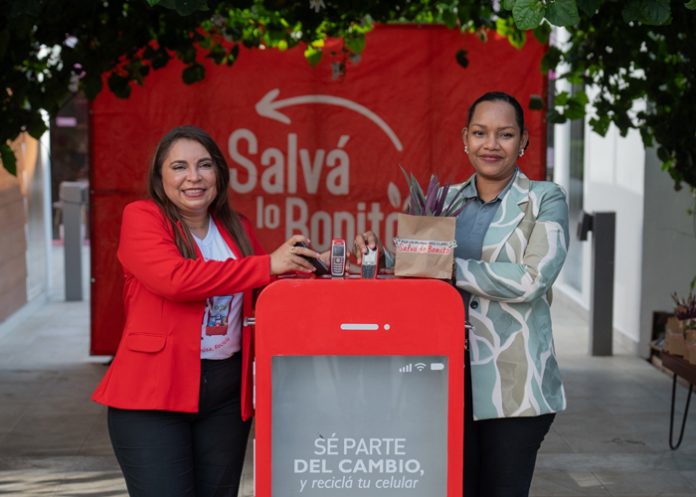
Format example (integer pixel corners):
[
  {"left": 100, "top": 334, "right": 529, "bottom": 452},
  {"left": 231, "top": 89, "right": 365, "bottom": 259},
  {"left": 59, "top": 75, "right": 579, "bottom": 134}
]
[{"left": 272, "top": 355, "right": 448, "bottom": 497}]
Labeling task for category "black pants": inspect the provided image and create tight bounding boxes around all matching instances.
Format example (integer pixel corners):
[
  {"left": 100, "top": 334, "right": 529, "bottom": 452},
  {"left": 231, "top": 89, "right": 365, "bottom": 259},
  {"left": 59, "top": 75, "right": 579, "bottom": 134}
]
[
  {"left": 464, "top": 350, "right": 554, "bottom": 497},
  {"left": 108, "top": 354, "right": 251, "bottom": 497}
]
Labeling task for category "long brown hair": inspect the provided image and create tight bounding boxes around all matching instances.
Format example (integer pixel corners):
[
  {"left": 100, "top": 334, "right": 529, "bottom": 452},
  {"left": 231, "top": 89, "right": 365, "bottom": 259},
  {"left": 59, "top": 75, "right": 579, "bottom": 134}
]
[{"left": 147, "top": 125, "right": 253, "bottom": 259}]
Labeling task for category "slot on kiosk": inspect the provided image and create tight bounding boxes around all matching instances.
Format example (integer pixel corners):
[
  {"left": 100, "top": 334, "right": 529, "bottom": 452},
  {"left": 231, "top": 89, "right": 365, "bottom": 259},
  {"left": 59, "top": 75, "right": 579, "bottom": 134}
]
[{"left": 255, "top": 279, "right": 464, "bottom": 497}]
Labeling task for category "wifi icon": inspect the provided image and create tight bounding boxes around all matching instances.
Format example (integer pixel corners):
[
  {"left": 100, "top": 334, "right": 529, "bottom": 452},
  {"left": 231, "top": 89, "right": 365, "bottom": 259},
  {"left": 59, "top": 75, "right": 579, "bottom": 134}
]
[{"left": 414, "top": 362, "right": 426, "bottom": 371}]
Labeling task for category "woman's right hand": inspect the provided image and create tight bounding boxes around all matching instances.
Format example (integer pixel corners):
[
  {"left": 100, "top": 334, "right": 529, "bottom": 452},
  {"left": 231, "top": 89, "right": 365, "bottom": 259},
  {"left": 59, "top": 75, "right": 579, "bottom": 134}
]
[
  {"left": 352, "top": 231, "right": 382, "bottom": 264},
  {"left": 270, "top": 235, "right": 321, "bottom": 275}
]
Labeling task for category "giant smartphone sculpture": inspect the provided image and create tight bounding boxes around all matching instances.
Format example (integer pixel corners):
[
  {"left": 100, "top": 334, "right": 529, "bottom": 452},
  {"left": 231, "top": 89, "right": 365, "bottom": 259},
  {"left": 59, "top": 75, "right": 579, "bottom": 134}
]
[{"left": 255, "top": 279, "right": 464, "bottom": 497}]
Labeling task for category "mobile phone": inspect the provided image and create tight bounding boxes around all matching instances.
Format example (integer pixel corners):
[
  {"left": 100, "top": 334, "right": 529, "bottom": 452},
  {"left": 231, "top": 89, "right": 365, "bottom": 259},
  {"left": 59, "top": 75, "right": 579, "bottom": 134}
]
[
  {"left": 254, "top": 279, "right": 465, "bottom": 497},
  {"left": 361, "top": 246, "right": 379, "bottom": 279},
  {"left": 293, "top": 241, "right": 330, "bottom": 276},
  {"left": 330, "top": 239, "right": 346, "bottom": 277}
]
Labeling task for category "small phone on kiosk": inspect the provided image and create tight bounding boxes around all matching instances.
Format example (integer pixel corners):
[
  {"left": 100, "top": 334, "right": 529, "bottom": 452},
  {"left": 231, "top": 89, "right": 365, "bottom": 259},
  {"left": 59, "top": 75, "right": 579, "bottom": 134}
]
[
  {"left": 361, "top": 246, "right": 379, "bottom": 279},
  {"left": 293, "top": 241, "right": 330, "bottom": 276},
  {"left": 330, "top": 239, "right": 346, "bottom": 277}
]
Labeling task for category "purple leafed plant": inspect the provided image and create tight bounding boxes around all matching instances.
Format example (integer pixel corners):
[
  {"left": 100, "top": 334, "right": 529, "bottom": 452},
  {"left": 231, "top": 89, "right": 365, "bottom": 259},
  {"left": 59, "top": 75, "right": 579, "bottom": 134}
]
[
  {"left": 401, "top": 167, "right": 467, "bottom": 217},
  {"left": 672, "top": 290, "right": 696, "bottom": 327}
]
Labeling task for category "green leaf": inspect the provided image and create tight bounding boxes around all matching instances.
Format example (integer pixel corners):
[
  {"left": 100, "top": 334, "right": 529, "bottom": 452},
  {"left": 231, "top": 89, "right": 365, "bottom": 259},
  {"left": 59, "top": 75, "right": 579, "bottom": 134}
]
[
  {"left": 576, "top": 0, "right": 603, "bottom": 15},
  {"left": 642, "top": 0, "right": 671, "bottom": 24},
  {"left": 657, "top": 146, "right": 672, "bottom": 162},
  {"left": 182, "top": 63, "right": 205, "bottom": 84},
  {"left": 554, "top": 90, "right": 570, "bottom": 106},
  {"left": 545, "top": 0, "right": 580, "bottom": 26},
  {"left": 344, "top": 32, "right": 366, "bottom": 54},
  {"left": 622, "top": 1, "right": 643, "bottom": 21},
  {"left": 304, "top": 45, "right": 323, "bottom": 66},
  {"left": 26, "top": 113, "right": 47, "bottom": 139},
  {"left": 541, "top": 46, "right": 562, "bottom": 73},
  {"left": 529, "top": 94, "right": 544, "bottom": 110},
  {"left": 589, "top": 115, "right": 611, "bottom": 136},
  {"left": 177, "top": 45, "right": 197, "bottom": 64},
  {"left": 205, "top": 43, "right": 226, "bottom": 64},
  {"left": 442, "top": 8, "right": 458, "bottom": 28},
  {"left": 226, "top": 44, "right": 240, "bottom": 66},
  {"left": 687, "top": 0, "right": 696, "bottom": 10},
  {"left": 455, "top": 49, "right": 469, "bottom": 68},
  {"left": 502, "top": 0, "right": 516, "bottom": 10},
  {"left": 82, "top": 73, "right": 103, "bottom": 101},
  {"left": 512, "top": 0, "right": 545, "bottom": 30},
  {"left": 623, "top": 0, "right": 671, "bottom": 24},
  {"left": 154, "top": 0, "right": 208, "bottom": 16},
  {"left": 496, "top": 17, "right": 526, "bottom": 48},
  {"left": 0, "top": 144, "right": 17, "bottom": 176},
  {"left": 107, "top": 73, "right": 131, "bottom": 98},
  {"left": 548, "top": 110, "right": 567, "bottom": 124},
  {"left": 145, "top": 0, "right": 159, "bottom": 6},
  {"left": 639, "top": 127, "right": 654, "bottom": 147},
  {"left": 151, "top": 48, "right": 170, "bottom": 69},
  {"left": 532, "top": 23, "right": 551, "bottom": 44}
]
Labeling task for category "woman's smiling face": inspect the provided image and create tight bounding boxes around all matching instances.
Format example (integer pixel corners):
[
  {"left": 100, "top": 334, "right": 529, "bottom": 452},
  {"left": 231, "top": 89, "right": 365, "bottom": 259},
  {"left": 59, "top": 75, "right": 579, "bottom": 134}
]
[
  {"left": 463, "top": 100, "right": 528, "bottom": 182},
  {"left": 161, "top": 138, "right": 218, "bottom": 219}
]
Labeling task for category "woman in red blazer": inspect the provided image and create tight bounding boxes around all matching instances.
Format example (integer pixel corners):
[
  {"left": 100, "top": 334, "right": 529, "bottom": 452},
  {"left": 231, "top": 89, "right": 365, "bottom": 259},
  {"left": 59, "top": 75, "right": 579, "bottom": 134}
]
[{"left": 92, "top": 125, "right": 320, "bottom": 497}]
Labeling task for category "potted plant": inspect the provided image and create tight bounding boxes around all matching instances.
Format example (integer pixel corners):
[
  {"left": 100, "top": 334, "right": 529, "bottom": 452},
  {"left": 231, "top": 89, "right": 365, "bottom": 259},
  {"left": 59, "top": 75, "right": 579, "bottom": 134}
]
[
  {"left": 669, "top": 287, "right": 696, "bottom": 363},
  {"left": 393, "top": 169, "right": 466, "bottom": 279}
]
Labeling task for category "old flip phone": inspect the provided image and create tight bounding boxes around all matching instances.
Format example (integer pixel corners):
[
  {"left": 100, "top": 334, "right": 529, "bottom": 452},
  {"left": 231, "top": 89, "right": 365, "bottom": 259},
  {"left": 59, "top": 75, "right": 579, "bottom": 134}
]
[
  {"left": 293, "top": 241, "right": 329, "bottom": 276},
  {"left": 361, "top": 246, "right": 379, "bottom": 279},
  {"left": 330, "top": 239, "right": 346, "bottom": 277}
]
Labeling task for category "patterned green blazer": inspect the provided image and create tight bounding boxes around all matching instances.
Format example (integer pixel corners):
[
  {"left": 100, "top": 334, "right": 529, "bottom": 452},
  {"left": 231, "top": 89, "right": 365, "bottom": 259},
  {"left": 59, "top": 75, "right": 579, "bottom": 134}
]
[{"left": 451, "top": 169, "right": 569, "bottom": 420}]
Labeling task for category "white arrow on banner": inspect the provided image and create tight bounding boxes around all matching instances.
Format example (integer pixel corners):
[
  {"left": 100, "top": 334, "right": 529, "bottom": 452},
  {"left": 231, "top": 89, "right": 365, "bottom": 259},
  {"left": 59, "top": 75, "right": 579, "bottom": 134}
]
[{"left": 255, "top": 88, "right": 404, "bottom": 152}]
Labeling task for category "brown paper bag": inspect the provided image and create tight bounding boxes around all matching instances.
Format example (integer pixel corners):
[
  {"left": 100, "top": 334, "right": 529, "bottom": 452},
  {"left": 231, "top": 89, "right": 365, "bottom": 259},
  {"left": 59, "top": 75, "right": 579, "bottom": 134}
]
[
  {"left": 393, "top": 213, "right": 456, "bottom": 279},
  {"left": 684, "top": 328, "right": 696, "bottom": 365},
  {"left": 664, "top": 316, "right": 685, "bottom": 356}
]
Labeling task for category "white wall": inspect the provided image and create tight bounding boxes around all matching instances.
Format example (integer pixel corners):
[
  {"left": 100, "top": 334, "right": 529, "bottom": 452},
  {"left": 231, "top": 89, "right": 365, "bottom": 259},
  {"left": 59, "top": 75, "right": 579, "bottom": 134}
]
[
  {"left": 583, "top": 120, "right": 645, "bottom": 349},
  {"left": 24, "top": 133, "right": 51, "bottom": 301},
  {"left": 553, "top": 115, "right": 591, "bottom": 306},
  {"left": 639, "top": 148, "right": 696, "bottom": 356},
  {"left": 551, "top": 26, "right": 695, "bottom": 356},
  {"left": 554, "top": 92, "right": 646, "bottom": 352}
]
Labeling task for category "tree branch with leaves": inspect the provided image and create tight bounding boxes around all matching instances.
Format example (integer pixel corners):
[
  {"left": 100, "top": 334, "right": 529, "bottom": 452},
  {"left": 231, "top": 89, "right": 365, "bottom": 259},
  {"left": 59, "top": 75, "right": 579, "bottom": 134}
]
[{"left": 2, "top": 0, "right": 696, "bottom": 191}]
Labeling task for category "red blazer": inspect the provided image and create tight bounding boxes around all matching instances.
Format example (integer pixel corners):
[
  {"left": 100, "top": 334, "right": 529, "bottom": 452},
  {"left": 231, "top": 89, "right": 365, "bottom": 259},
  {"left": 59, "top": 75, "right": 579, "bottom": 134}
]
[{"left": 92, "top": 200, "right": 271, "bottom": 420}]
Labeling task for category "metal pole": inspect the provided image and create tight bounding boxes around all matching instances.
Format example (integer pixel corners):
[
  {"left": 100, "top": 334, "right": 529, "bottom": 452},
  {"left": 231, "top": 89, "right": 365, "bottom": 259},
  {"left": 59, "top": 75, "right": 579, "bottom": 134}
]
[
  {"left": 60, "top": 181, "right": 87, "bottom": 301},
  {"left": 589, "top": 212, "right": 615, "bottom": 356}
]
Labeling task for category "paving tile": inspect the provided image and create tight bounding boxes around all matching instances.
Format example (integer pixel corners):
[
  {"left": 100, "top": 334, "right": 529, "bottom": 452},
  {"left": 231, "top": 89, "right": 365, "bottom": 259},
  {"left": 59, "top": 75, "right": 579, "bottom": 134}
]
[
  {"left": 681, "top": 470, "right": 696, "bottom": 488},
  {"left": 594, "top": 470, "right": 696, "bottom": 496},
  {"left": 0, "top": 401, "right": 29, "bottom": 437},
  {"left": 530, "top": 470, "right": 611, "bottom": 496},
  {"left": 1, "top": 413, "right": 97, "bottom": 457}
]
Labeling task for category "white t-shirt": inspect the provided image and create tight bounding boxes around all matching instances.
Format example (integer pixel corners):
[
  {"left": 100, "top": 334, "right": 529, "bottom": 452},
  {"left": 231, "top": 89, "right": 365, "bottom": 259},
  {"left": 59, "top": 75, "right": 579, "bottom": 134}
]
[{"left": 192, "top": 219, "right": 243, "bottom": 360}]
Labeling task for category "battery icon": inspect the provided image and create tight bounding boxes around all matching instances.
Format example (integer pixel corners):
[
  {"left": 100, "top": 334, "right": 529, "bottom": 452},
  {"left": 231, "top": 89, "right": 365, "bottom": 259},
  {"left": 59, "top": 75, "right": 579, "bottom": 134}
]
[{"left": 430, "top": 362, "right": 445, "bottom": 371}]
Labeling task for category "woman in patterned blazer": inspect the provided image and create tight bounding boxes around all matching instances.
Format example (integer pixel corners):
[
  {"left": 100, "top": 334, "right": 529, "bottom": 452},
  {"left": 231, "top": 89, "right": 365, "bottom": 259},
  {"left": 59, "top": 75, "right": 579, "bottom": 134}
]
[{"left": 355, "top": 91, "right": 569, "bottom": 497}]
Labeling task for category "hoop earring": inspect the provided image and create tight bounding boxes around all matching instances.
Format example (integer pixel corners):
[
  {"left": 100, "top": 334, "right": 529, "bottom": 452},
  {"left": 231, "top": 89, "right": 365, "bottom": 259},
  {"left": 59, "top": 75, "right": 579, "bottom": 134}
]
[{"left": 518, "top": 149, "right": 525, "bottom": 157}]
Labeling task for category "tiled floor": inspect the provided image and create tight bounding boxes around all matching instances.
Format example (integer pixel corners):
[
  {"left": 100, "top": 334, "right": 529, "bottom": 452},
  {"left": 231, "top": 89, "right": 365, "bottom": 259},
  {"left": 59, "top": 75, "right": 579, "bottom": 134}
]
[
  {"left": 531, "top": 302, "right": 696, "bottom": 497},
  {"left": 0, "top": 246, "right": 694, "bottom": 496}
]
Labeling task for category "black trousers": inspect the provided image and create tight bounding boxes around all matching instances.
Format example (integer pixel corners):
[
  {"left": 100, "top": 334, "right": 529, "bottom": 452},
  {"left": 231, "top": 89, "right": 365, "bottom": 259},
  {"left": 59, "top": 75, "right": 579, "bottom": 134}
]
[
  {"left": 108, "top": 354, "right": 251, "bottom": 497},
  {"left": 464, "top": 350, "right": 555, "bottom": 497}
]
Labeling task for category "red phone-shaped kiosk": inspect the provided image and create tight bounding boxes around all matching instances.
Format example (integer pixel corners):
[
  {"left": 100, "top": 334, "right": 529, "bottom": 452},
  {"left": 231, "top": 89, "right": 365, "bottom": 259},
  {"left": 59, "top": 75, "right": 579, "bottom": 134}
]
[{"left": 255, "top": 279, "right": 464, "bottom": 497}]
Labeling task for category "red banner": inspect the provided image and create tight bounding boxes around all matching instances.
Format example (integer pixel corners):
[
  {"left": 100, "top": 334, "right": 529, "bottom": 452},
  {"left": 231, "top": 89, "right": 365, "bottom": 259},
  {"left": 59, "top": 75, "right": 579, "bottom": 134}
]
[{"left": 90, "top": 25, "right": 547, "bottom": 354}]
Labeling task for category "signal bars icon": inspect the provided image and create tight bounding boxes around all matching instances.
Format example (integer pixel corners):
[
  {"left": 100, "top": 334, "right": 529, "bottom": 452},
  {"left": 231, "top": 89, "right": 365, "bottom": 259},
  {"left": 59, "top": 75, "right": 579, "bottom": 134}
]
[
  {"left": 398, "top": 362, "right": 445, "bottom": 373},
  {"left": 398, "top": 362, "right": 427, "bottom": 373}
]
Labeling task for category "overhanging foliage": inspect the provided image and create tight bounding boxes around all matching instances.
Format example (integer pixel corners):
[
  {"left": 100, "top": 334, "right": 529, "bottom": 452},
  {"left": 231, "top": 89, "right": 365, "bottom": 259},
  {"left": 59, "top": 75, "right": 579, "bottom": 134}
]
[{"left": 1, "top": 0, "right": 695, "bottom": 190}]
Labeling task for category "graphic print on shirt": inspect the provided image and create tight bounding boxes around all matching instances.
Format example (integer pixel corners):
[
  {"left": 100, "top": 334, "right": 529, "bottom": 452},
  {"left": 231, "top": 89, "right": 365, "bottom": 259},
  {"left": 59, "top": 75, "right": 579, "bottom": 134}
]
[{"left": 205, "top": 296, "right": 234, "bottom": 336}]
